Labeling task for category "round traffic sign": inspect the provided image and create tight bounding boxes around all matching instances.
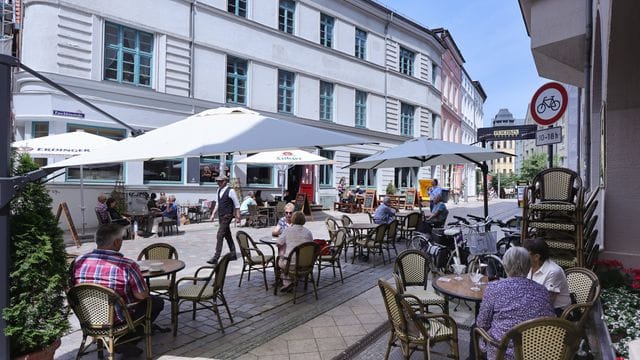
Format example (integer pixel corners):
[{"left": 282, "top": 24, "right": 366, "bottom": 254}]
[{"left": 530, "top": 82, "right": 568, "bottom": 126}]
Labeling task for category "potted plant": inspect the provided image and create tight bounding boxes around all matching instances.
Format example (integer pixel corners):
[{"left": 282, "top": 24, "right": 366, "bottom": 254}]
[
  {"left": 386, "top": 182, "right": 396, "bottom": 195},
  {"left": 3, "top": 154, "right": 69, "bottom": 359}
]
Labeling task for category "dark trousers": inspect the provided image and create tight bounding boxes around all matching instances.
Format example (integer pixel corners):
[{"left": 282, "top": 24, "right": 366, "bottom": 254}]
[
  {"left": 214, "top": 214, "right": 236, "bottom": 260},
  {"left": 132, "top": 295, "right": 164, "bottom": 323}
]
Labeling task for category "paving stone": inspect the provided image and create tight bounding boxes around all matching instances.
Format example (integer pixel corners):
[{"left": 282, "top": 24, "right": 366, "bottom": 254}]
[
  {"left": 315, "top": 336, "right": 347, "bottom": 352},
  {"left": 287, "top": 339, "right": 318, "bottom": 354},
  {"left": 337, "top": 324, "right": 368, "bottom": 337}
]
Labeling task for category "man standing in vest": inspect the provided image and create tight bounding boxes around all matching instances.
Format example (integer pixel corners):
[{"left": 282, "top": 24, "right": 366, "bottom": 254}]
[{"left": 207, "top": 175, "right": 241, "bottom": 265}]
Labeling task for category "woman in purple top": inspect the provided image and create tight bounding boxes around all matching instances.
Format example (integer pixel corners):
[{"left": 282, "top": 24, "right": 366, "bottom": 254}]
[{"left": 475, "top": 246, "right": 555, "bottom": 360}]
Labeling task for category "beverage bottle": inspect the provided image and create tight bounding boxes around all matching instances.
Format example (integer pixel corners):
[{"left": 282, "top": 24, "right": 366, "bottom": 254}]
[{"left": 133, "top": 220, "right": 139, "bottom": 239}]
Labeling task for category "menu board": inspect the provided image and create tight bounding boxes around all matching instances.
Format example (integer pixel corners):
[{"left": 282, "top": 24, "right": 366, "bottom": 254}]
[
  {"left": 56, "top": 202, "right": 80, "bottom": 248},
  {"left": 362, "top": 189, "right": 377, "bottom": 213},
  {"left": 405, "top": 189, "right": 416, "bottom": 210}
]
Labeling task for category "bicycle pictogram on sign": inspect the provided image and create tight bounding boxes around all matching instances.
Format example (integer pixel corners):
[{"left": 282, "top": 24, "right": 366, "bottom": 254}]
[{"left": 530, "top": 82, "right": 568, "bottom": 126}]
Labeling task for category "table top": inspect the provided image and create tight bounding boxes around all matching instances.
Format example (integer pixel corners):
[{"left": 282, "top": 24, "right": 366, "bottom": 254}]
[
  {"left": 431, "top": 273, "right": 487, "bottom": 303},
  {"left": 348, "top": 223, "right": 378, "bottom": 230},
  {"left": 259, "top": 236, "right": 279, "bottom": 245},
  {"left": 138, "top": 259, "right": 185, "bottom": 278}
]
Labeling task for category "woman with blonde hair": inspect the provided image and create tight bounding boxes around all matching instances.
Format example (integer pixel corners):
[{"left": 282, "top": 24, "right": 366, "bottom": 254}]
[{"left": 275, "top": 211, "right": 313, "bottom": 292}]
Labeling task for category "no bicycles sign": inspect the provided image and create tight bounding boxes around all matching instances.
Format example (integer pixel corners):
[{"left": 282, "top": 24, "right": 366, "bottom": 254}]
[{"left": 530, "top": 82, "right": 568, "bottom": 126}]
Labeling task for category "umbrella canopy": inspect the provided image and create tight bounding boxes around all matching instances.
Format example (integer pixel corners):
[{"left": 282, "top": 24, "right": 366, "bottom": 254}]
[
  {"left": 45, "top": 107, "right": 369, "bottom": 169},
  {"left": 235, "top": 149, "right": 334, "bottom": 166},
  {"left": 347, "top": 137, "right": 512, "bottom": 169},
  {"left": 345, "top": 137, "right": 514, "bottom": 218},
  {"left": 12, "top": 130, "right": 116, "bottom": 156}
]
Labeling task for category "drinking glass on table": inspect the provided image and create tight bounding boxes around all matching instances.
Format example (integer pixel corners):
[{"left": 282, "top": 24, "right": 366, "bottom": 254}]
[{"left": 470, "top": 271, "right": 483, "bottom": 292}]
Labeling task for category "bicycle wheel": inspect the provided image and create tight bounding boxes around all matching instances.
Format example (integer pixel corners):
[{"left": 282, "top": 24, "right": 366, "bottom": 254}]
[
  {"left": 469, "top": 255, "right": 505, "bottom": 279},
  {"left": 408, "top": 234, "right": 428, "bottom": 251},
  {"left": 536, "top": 103, "right": 546, "bottom": 114}
]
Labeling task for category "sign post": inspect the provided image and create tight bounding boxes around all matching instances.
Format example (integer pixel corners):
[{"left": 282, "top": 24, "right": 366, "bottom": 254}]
[{"left": 530, "top": 82, "right": 568, "bottom": 168}]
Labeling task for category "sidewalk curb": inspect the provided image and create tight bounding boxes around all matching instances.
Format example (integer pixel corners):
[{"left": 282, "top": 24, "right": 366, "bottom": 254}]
[{"left": 333, "top": 322, "right": 388, "bottom": 360}]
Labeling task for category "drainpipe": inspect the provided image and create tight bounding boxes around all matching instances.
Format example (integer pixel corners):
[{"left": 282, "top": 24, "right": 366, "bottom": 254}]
[
  {"left": 583, "top": 0, "right": 593, "bottom": 188},
  {"left": 384, "top": 12, "right": 393, "bottom": 123},
  {"left": 189, "top": 0, "right": 196, "bottom": 98}
]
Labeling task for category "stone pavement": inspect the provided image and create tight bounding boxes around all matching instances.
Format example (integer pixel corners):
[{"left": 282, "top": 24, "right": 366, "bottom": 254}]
[{"left": 58, "top": 198, "right": 520, "bottom": 359}]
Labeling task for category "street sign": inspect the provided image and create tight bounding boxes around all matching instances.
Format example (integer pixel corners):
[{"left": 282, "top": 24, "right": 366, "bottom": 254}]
[
  {"left": 530, "top": 82, "right": 568, "bottom": 126},
  {"left": 536, "top": 126, "right": 563, "bottom": 146},
  {"left": 477, "top": 125, "right": 537, "bottom": 142}
]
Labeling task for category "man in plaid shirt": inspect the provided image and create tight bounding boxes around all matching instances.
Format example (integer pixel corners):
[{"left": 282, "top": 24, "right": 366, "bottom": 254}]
[{"left": 73, "top": 224, "right": 164, "bottom": 342}]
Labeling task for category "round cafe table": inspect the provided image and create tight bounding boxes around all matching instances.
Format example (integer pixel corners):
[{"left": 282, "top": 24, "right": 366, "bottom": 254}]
[
  {"left": 137, "top": 259, "right": 185, "bottom": 278},
  {"left": 431, "top": 273, "right": 488, "bottom": 316}
]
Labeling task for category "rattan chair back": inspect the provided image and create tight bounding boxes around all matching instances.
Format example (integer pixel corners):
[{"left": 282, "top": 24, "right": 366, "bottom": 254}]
[
  {"left": 285, "top": 242, "right": 320, "bottom": 278},
  {"left": 394, "top": 250, "right": 429, "bottom": 288},
  {"left": 372, "top": 223, "right": 388, "bottom": 244},
  {"left": 378, "top": 279, "right": 409, "bottom": 338},
  {"left": 534, "top": 168, "right": 582, "bottom": 203},
  {"left": 236, "top": 231, "right": 254, "bottom": 262},
  {"left": 325, "top": 217, "right": 339, "bottom": 241},
  {"left": 137, "top": 243, "right": 178, "bottom": 261},
  {"left": 332, "top": 229, "right": 347, "bottom": 255},
  {"left": 566, "top": 267, "right": 600, "bottom": 305},
  {"left": 386, "top": 219, "right": 399, "bottom": 242},
  {"left": 68, "top": 284, "right": 127, "bottom": 332},
  {"left": 494, "top": 317, "right": 580, "bottom": 360},
  {"left": 406, "top": 212, "right": 421, "bottom": 229}
]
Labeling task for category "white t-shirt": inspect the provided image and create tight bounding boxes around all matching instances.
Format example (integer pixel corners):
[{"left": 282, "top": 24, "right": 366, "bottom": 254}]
[{"left": 528, "top": 259, "right": 572, "bottom": 309}]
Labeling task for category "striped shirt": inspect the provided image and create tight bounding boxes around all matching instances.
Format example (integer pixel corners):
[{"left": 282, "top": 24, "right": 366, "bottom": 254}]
[{"left": 73, "top": 249, "right": 148, "bottom": 322}]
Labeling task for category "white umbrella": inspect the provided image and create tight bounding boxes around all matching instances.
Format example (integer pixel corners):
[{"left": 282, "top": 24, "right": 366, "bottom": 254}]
[
  {"left": 236, "top": 149, "right": 334, "bottom": 195},
  {"left": 346, "top": 137, "right": 513, "bottom": 218},
  {"left": 45, "top": 107, "right": 369, "bottom": 168},
  {"left": 12, "top": 130, "right": 117, "bottom": 235}
]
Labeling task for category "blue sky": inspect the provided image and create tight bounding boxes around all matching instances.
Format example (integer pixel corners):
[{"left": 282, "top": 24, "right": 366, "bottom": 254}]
[{"left": 382, "top": 0, "right": 549, "bottom": 126}]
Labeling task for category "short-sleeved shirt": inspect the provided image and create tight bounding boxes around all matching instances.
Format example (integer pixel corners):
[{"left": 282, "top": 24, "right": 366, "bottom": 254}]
[
  {"left": 428, "top": 185, "right": 442, "bottom": 200},
  {"left": 73, "top": 249, "right": 148, "bottom": 322},
  {"left": 528, "top": 259, "right": 572, "bottom": 310},
  {"left": 275, "top": 217, "right": 292, "bottom": 236},
  {"left": 276, "top": 224, "right": 314, "bottom": 258},
  {"left": 162, "top": 202, "right": 178, "bottom": 219},
  {"left": 240, "top": 196, "right": 257, "bottom": 215},
  {"left": 430, "top": 202, "right": 448, "bottom": 223},
  {"left": 476, "top": 277, "right": 555, "bottom": 360},
  {"left": 373, "top": 203, "right": 396, "bottom": 224},
  {"left": 95, "top": 202, "right": 109, "bottom": 223}
]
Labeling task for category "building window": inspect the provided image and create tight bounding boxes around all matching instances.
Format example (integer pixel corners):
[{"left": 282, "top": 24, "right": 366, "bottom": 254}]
[
  {"left": 319, "top": 81, "right": 334, "bottom": 121},
  {"left": 66, "top": 124, "right": 126, "bottom": 182},
  {"left": 246, "top": 153, "right": 273, "bottom": 186},
  {"left": 399, "top": 47, "right": 414, "bottom": 76},
  {"left": 200, "top": 155, "right": 233, "bottom": 184},
  {"left": 144, "top": 159, "right": 183, "bottom": 183},
  {"left": 355, "top": 28, "right": 367, "bottom": 60},
  {"left": 394, "top": 167, "right": 417, "bottom": 189},
  {"left": 355, "top": 90, "right": 367, "bottom": 128},
  {"left": 320, "top": 13, "right": 334, "bottom": 48},
  {"left": 400, "top": 103, "right": 414, "bottom": 136},
  {"left": 226, "top": 56, "right": 248, "bottom": 105},
  {"left": 319, "top": 150, "right": 334, "bottom": 186},
  {"left": 104, "top": 22, "right": 153, "bottom": 87},
  {"left": 32, "top": 122, "right": 49, "bottom": 138},
  {"left": 349, "top": 154, "right": 376, "bottom": 188},
  {"left": 278, "top": 70, "right": 295, "bottom": 113},
  {"left": 279, "top": 0, "right": 295, "bottom": 34},
  {"left": 228, "top": 0, "right": 247, "bottom": 17}
]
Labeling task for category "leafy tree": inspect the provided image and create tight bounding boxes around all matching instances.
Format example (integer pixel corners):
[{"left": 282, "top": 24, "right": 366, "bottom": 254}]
[
  {"left": 4, "top": 154, "right": 69, "bottom": 356},
  {"left": 519, "top": 153, "right": 548, "bottom": 183}
]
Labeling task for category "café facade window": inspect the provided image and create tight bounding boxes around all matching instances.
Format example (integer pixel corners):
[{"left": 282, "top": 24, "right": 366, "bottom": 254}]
[
  {"left": 319, "top": 150, "right": 334, "bottom": 187},
  {"left": 349, "top": 153, "right": 376, "bottom": 188},
  {"left": 144, "top": 159, "right": 183, "bottom": 183},
  {"left": 394, "top": 167, "right": 417, "bottom": 189},
  {"left": 66, "top": 124, "right": 126, "bottom": 182},
  {"left": 200, "top": 155, "right": 233, "bottom": 184},
  {"left": 104, "top": 22, "right": 153, "bottom": 87},
  {"left": 246, "top": 154, "right": 273, "bottom": 186}
]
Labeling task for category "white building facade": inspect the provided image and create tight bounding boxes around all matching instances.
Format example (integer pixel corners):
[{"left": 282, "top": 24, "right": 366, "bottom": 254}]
[
  {"left": 459, "top": 70, "right": 486, "bottom": 198},
  {"left": 12, "top": 0, "right": 484, "bottom": 228}
]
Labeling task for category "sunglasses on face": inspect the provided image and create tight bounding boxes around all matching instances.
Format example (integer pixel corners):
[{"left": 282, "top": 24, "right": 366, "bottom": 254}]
[{"left": 285, "top": 211, "right": 293, "bottom": 215}]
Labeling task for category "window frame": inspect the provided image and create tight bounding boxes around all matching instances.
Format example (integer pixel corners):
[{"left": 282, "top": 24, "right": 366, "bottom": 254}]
[
  {"left": 319, "top": 81, "right": 334, "bottom": 122},
  {"left": 394, "top": 167, "right": 418, "bottom": 189},
  {"left": 278, "top": 69, "right": 295, "bottom": 114},
  {"left": 355, "top": 90, "right": 367, "bottom": 128},
  {"left": 319, "top": 150, "right": 334, "bottom": 187},
  {"left": 31, "top": 121, "right": 49, "bottom": 138},
  {"left": 400, "top": 103, "right": 415, "bottom": 137},
  {"left": 65, "top": 124, "right": 126, "bottom": 183},
  {"left": 143, "top": 158, "right": 184, "bottom": 184},
  {"left": 349, "top": 154, "right": 376, "bottom": 188},
  {"left": 278, "top": 0, "right": 295, "bottom": 34},
  {"left": 103, "top": 22, "right": 153, "bottom": 87},
  {"left": 355, "top": 28, "right": 367, "bottom": 60},
  {"left": 228, "top": 0, "right": 247, "bottom": 17},
  {"left": 320, "top": 13, "right": 334, "bottom": 48},
  {"left": 226, "top": 56, "right": 248, "bottom": 105},
  {"left": 399, "top": 46, "right": 415, "bottom": 76},
  {"left": 200, "top": 155, "right": 234, "bottom": 185}
]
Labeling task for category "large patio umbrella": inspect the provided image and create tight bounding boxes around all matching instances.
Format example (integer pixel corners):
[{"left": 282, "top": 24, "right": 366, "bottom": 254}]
[
  {"left": 45, "top": 107, "right": 369, "bottom": 168},
  {"left": 235, "top": 149, "right": 334, "bottom": 195},
  {"left": 346, "top": 137, "right": 513, "bottom": 218},
  {"left": 12, "top": 130, "right": 117, "bottom": 235}
]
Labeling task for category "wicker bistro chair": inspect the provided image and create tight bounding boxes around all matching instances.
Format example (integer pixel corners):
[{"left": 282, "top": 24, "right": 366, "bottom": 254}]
[
  {"left": 401, "top": 212, "right": 421, "bottom": 241},
  {"left": 172, "top": 254, "right": 233, "bottom": 336},
  {"left": 340, "top": 214, "right": 358, "bottom": 262},
  {"left": 561, "top": 267, "right": 601, "bottom": 332},
  {"left": 137, "top": 243, "right": 179, "bottom": 309},
  {"left": 246, "top": 204, "right": 269, "bottom": 228},
  {"left": 378, "top": 279, "right": 459, "bottom": 360},
  {"left": 325, "top": 217, "right": 340, "bottom": 243},
  {"left": 273, "top": 242, "right": 321, "bottom": 304},
  {"left": 393, "top": 250, "right": 448, "bottom": 314},
  {"left": 384, "top": 219, "right": 400, "bottom": 259},
  {"left": 473, "top": 317, "right": 581, "bottom": 360},
  {"left": 317, "top": 229, "right": 347, "bottom": 284},
  {"left": 236, "top": 231, "right": 275, "bottom": 290},
  {"left": 67, "top": 283, "right": 152, "bottom": 360},
  {"left": 354, "top": 223, "right": 388, "bottom": 266}
]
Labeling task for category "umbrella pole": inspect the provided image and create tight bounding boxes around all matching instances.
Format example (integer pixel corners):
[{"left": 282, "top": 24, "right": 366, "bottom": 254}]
[
  {"left": 481, "top": 162, "right": 489, "bottom": 227},
  {"left": 80, "top": 165, "right": 85, "bottom": 235}
]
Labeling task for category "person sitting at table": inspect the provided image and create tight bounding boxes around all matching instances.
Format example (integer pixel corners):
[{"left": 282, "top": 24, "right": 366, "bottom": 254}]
[
  {"left": 373, "top": 197, "right": 396, "bottom": 224},
  {"left": 254, "top": 190, "right": 265, "bottom": 207},
  {"left": 239, "top": 191, "right": 257, "bottom": 225},
  {"left": 283, "top": 190, "right": 295, "bottom": 203},
  {"left": 272, "top": 202, "right": 295, "bottom": 237},
  {"left": 275, "top": 211, "right": 314, "bottom": 292},
  {"left": 473, "top": 246, "right": 555, "bottom": 360},
  {"left": 106, "top": 197, "right": 131, "bottom": 226},
  {"left": 353, "top": 185, "right": 364, "bottom": 195},
  {"left": 72, "top": 224, "right": 165, "bottom": 356},
  {"left": 420, "top": 193, "right": 448, "bottom": 234},
  {"left": 95, "top": 194, "right": 110, "bottom": 224},
  {"left": 149, "top": 195, "right": 178, "bottom": 237},
  {"left": 524, "top": 237, "right": 571, "bottom": 316}
]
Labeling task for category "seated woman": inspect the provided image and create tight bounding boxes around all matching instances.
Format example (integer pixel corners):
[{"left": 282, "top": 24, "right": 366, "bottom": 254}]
[
  {"left": 106, "top": 197, "right": 130, "bottom": 226},
  {"left": 474, "top": 246, "right": 555, "bottom": 360},
  {"left": 524, "top": 237, "right": 571, "bottom": 316},
  {"left": 149, "top": 195, "right": 178, "bottom": 236},
  {"left": 419, "top": 193, "right": 448, "bottom": 234},
  {"left": 275, "top": 211, "right": 314, "bottom": 292},
  {"left": 272, "top": 202, "right": 295, "bottom": 237},
  {"left": 95, "top": 194, "right": 110, "bottom": 224}
]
